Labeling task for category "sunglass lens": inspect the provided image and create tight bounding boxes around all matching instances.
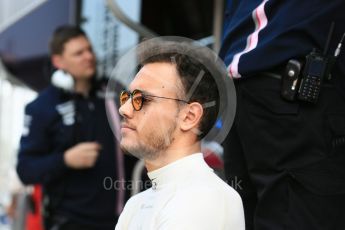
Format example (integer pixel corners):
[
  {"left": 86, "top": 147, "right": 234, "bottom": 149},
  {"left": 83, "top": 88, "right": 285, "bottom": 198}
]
[
  {"left": 120, "top": 91, "right": 129, "bottom": 106},
  {"left": 132, "top": 90, "right": 143, "bottom": 111}
]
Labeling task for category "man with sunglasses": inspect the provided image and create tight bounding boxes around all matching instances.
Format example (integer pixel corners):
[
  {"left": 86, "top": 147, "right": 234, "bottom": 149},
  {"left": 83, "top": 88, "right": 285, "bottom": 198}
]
[{"left": 115, "top": 41, "right": 245, "bottom": 230}]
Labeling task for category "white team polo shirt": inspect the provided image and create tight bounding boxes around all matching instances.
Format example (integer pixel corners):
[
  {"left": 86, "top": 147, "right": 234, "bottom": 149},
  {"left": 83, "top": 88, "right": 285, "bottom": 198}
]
[{"left": 115, "top": 153, "right": 245, "bottom": 230}]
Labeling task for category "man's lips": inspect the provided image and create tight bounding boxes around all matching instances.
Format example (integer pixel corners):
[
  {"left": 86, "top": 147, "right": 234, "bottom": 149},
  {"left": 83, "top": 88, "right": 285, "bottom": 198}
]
[{"left": 121, "top": 123, "right": 136, "bottom": 130}]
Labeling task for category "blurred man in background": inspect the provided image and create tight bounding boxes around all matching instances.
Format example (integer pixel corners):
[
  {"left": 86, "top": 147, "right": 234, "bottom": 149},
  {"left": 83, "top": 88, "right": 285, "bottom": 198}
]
[{"left": 17, "top": 25, "right": 129, "bottom": 230}]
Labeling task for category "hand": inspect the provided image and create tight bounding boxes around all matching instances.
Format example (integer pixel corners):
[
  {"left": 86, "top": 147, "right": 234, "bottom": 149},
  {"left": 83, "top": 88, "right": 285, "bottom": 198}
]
[{"left": 64, "top": 142, "right": 102, "bottom": 169}]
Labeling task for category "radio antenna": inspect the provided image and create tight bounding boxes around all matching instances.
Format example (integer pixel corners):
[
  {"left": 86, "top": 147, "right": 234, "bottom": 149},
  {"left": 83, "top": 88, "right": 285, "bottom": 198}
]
[{"left": 324, "top": 21, "right": 335, "bottom": 55}]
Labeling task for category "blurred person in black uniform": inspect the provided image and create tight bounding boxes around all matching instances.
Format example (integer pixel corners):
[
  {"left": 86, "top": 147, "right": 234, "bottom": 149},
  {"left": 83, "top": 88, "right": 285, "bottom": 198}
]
[
  {"left": 16, "top": 25, "right": 132, "bottom": 230},
  {"left": 219, "top": 1, "right": 345, "bottom": 229}
]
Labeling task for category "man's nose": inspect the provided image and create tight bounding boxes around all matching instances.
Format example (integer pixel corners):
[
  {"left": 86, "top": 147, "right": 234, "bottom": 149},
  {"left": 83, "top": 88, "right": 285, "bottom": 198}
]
[
  {"left": 85, "top": 50, "right": 95, "bottom": 61},
  {"left": 119, "top": 97, "right": 134, "bottom": 118}
]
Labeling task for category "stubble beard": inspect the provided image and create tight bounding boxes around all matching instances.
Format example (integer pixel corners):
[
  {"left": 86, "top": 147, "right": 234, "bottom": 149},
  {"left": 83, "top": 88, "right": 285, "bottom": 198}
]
[{"left": 121, "top": 121, "right": 177, "bottom": 161}]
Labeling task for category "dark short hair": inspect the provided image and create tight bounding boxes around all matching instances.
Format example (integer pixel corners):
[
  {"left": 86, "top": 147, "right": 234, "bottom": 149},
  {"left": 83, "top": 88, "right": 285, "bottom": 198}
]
[
  {"left": 140, "top": 42, "right": 220, "bottom": 140},
  {"left": 49, "top": 25, "right": 87, "bottom": 55}
]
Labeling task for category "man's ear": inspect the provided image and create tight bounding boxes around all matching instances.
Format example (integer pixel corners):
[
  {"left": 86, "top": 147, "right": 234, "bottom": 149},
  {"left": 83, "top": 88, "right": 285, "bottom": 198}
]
[
  {"left": 180, "top": 102, "right": 203, "bottom": 133},
  {"left": 51, "top": 54, "right": 64, "bottom": 70}
]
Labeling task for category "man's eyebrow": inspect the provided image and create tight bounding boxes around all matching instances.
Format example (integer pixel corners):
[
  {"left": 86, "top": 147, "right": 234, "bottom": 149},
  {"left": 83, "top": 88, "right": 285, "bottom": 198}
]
[
  {"left": 127, "top": 88, "right": 152, "bottom": 95},
  {"left": 71, "top": 49, "right": 84, "bottom": 56},
  {"left": 140, "top": 89, "right": 154, "bottom": 96}
]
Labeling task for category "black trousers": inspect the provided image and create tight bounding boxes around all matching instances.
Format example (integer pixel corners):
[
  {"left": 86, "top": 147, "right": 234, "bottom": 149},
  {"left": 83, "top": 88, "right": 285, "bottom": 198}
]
[{"left": 223, "top": 75, "right": 345, "bottom": 230}]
